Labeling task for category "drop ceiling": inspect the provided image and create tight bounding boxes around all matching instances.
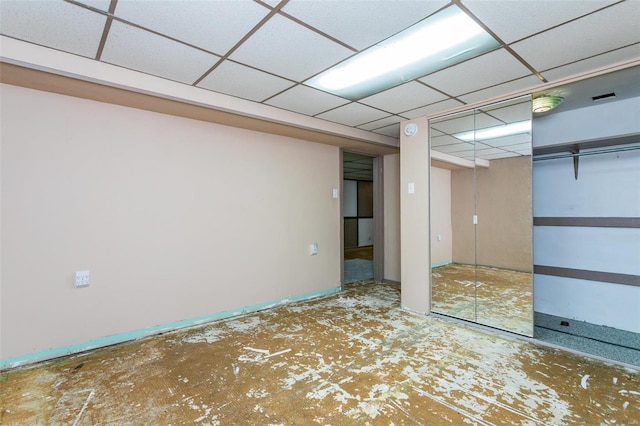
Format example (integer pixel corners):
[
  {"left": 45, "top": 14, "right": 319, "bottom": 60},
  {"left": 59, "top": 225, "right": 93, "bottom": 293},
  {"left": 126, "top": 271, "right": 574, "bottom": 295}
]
[{"left": 1, "top": 0, "right": 639, "bottom": 144}]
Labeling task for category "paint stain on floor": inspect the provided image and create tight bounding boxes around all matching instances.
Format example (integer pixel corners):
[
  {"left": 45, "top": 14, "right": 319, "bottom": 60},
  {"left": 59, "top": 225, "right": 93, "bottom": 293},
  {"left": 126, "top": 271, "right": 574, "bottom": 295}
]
[
  {"left": 432, "top": 264, "right": 534, "bottom": 335},
  {"left": 1, "top": 282, "right": 638, "bottom": 425}
]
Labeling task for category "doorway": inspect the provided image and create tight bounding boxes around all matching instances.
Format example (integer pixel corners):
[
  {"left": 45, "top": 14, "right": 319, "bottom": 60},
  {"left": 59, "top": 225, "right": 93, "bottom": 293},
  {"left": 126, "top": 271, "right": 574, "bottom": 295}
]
[{"left": 342, "top": 152, "right": 380, "bottom": 284}]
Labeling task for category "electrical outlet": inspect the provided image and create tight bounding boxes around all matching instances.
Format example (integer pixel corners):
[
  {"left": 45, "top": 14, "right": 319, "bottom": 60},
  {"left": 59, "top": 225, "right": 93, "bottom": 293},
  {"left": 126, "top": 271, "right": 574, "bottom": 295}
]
[{"left": 75, "top": 270, "right": 90, "bottom": 288}]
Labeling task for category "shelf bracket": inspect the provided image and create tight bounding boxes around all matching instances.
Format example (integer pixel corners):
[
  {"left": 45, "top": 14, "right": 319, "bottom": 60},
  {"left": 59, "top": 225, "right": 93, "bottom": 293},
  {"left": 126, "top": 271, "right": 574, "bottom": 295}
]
[{"left": 571, "top": 147, "right": 580, "bottom": 180}]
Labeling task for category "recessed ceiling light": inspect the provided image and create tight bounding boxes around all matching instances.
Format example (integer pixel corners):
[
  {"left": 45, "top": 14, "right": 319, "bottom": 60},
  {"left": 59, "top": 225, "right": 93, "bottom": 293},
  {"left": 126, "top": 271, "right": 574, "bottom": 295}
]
[
  {"left": 305, "top": 5, "right": 499, "bottom": 100},
  {"left": 532, "top": 96, "right": 564, "bottom": 113},
  {"left": 455, "top": 120, "right": 532, "bottom": 142}
]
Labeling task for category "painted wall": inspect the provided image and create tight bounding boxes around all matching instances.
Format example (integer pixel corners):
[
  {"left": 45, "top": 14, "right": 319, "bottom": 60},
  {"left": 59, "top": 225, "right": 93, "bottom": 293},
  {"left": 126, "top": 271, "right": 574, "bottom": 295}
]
[
  {"left": 383, "top": 154, "right": 400, "bottom": 282},
  {"left": 430, "top": 167, "right": 452, "bottom": 266},
  {"left": 451, "top": 156, "right": 533, "bottom": 272},
  {"left": 0, "top": 84, "right": 341, "bottom": 362},
  {"left": 400, "top": 119, "right": 431, "bottom": 314},
  {"left": 533, "top": 96, "right": 640, "bottom": 333}
]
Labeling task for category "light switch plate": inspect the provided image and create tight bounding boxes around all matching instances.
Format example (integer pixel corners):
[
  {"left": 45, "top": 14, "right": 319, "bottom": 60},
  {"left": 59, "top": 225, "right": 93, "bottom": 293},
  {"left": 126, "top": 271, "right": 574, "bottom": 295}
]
[{"left": 75, "top": 270, "right": 90, "bottom": 288}]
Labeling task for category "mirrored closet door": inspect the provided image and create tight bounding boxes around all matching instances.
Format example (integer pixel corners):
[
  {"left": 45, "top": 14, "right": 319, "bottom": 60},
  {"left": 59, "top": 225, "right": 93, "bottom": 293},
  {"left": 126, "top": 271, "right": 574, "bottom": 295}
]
[{"left": 429, "top": 95, "right": 534, "bottom": 336}]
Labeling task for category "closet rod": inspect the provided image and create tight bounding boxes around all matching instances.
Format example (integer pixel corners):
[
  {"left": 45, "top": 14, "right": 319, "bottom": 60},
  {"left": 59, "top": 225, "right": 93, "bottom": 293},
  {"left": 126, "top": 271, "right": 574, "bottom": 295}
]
[{"left": 533, "top": 145, "right": 640, "bottom": 162}]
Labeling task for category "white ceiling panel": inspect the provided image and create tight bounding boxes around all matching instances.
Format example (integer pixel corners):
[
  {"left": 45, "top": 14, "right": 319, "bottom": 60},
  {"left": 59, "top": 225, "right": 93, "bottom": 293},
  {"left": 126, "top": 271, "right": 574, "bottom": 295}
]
[
  {"left": 359, "top": 81, "right": 448, "bottom": 114},
  {"left": 373, "top": 123, "right": 401, "bottom": 139},
  {"left": 198, "top": 61, "right": 295, "bottom": 102},
  {"left": 511, "top": 1, "right": 640, "bottom": 72},
  {"left": 316, "top": 103, "right": 389, "bottom": 127},
  {"left": 431, "top": 134, "right": 460, "bottom": 148},
  {"left": 435, "top": 143, "right": 474, "bottom": 154},
  {"left": 101, "top": 21, "right": 219, "bottom": 85},
  {"left": 481, "top": 134, "right": 532, "bottom": 148},
  {"left": 229, "top": 14, "right": 353, "bottom": 81},
  {"left": 462, "top": 0, "right": 616, "bottom": 44},
  {"left": 113, "top": 0, "right": 269, "bottom": 55},
  {"left": 402, "top": 99, "right": 466, "bottom": 119},
  {"left": 503, "top": 143, "right": 533, "bottom": 152},
  {"left": 0, "top": 0, "right": 106, "bottom": 58},
  {"left": 541, "top": 44, "right": 640, "bottom": 83},
  {"left": 282, "top": 0, "right": 447, "bottom": 50},
  {"left": 478, "top": 100, "right": 531, "bottom": 123},
  {"left": 358, "top": 116, "right": 400, "bottom": 131},
  {"left": 265, "top": 85, "right": 349, "bottom": 116},
  {"left": 458, "top": 75, "right": 541, "bottom": 105},
  {"left": 481, "top": 152, "right": 519, "bottom": 160},
  {"left": 75, "top": 1, "right": 112, "bottom": 12},
  {"left": 420, "top": 49, "right": 531, "bottom": 96}
]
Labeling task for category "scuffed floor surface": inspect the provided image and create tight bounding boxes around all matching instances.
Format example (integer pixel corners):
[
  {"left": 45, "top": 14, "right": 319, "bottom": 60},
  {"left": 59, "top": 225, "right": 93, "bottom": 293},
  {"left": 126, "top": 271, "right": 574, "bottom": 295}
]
[
  {"left": 1, "top": 282, "right": 638, "bottom": 425},
  {"left": 432, "top": 264, "right": 534, "bottom": 336}
]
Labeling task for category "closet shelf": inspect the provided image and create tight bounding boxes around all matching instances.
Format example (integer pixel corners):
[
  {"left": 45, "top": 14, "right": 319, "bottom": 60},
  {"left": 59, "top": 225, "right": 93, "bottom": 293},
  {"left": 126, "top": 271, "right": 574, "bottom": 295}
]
[{"left": 532, "top": 133, "right": 640, "bottom": 179}]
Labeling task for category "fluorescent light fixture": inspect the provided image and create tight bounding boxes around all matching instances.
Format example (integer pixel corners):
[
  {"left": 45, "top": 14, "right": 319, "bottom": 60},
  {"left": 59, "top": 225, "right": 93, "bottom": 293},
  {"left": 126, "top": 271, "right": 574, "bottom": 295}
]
[
  {"left": 455, "top": 120, "right": 531, "bottom": 142},
  {"left": 306, "top": 6, "right": 499, "bottom": 100}
]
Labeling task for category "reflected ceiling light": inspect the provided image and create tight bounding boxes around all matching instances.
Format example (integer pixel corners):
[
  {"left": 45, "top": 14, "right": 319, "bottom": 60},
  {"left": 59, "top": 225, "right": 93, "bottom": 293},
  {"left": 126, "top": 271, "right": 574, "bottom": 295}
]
[
  {"left": 306, "top": 5, "right": 499, "bottom": 100},
  {"left": 455, "top": 120, "right": 531, "bottom": 142},
  {"left": 532, "top": 96, "right": 564, "bottom": 113}
]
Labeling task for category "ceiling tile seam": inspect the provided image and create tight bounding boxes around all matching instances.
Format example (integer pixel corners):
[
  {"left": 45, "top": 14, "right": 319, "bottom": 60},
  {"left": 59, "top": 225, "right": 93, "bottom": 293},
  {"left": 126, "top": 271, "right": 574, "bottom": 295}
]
[
  {"left": 453, "top": 0, "right": 547, "bottom": 83},
  {"left": 277, "top": 10, "right": 358, "bottom": 53},
  {"left": 507, "top": 0, "right": 629, "bottom": 47},
  {"left": 453, "top": 72, "right": 538, "bottom": 100},
  {"left": 64, "top": 0, "right": 223, "bottom": 58},
  {"left": 356, "top": 115, "right": 396, "bottom": 129},
  {"left": 94, "top": 0, "right": 118, "bottom": 61},
  {"left": 311, "top": 101, "right": 397, "bottom": 126},
  {"left": 259, "top": 82, "right": 318, "bottom": 104},
  {"left": 192, "top": 0, "right": 291, "bottom": 86},
  {"left": 414, "top": 80, "right": 466, "bottom": 105},
  {"left": 539, "top": 42, "right": 640, "bottom": 76}
]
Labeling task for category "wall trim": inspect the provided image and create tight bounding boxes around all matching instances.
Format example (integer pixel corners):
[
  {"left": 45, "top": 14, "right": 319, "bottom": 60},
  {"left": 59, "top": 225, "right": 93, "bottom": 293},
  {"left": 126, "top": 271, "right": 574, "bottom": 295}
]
[
  {"left": 534, "top": 265, "right": 640, "bottom": 287},
  {"left": 431, "top": 260, "right": 453, "bottom": 268},
  {"left": 0, "top": 286, "right": 341, "bottom": 371},
  {"left": 534, "top": 217, "right": 640, "bottom": 228}
]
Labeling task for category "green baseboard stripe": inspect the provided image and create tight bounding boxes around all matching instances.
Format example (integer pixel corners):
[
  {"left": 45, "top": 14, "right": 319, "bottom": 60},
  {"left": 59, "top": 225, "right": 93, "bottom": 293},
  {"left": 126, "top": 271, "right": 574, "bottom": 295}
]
[
  {"left": 431, "top": 260, "right": 453, "bottom": 269},
  {"left": 0, "top": 286, "right": 341, "bottom": 371}
]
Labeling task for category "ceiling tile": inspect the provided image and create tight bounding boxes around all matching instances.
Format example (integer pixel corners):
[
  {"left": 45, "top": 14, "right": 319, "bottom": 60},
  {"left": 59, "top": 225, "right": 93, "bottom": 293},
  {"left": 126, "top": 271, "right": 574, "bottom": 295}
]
[
  {"left": 503, "top": 142, "right": 533, "bottom": 152},
  {"left": 436, "top": 143, "right": 474, "bottom": 154},
  {"left": 420, "top": 49, "right": 531, "bottom": 97},
  {"left": 481, "top": 134, "right": 532, "bottom": 148},
  {"left": 316, "top": 103, "right": 389, "bottom": 127},
  {"left": 358, "top": 116, "right": 401, "bottom": 131},
  {"left": 431, "top": 134, "right": 460, "bottom": 148},
  {"left": 113, "top": 0, "right": 269, "bottom": 55},
  {"left": 229, "top": 14, "right": 353, "bottom": 81},
  {"left": 373, "top": 123, "right": 401, "bottom": 139},
  {"left": 541, "top": 44, "right": 640, "bottom": 83},
  {"left": 481, "top": 152, "right": 519, "bottom": 160},
  {"left": 198, "top": 61, "right": 295, "bottom": 102},
  {"left": 0, "top": 0, "right": 106, "bottom": 58},
  {"left": 477, "top": 98, "right": 532, "bottom": 123},
  {"left": 282, "top": 0, "right": 448, "bottom": 50},
  {"left": 265, "top": 85, "right": 349, "bottom": 116},
  {"left": 510, "top": 1, "right": 640, "bottom": 72},
  {"left": 101, "top": 21, "right": 219, "bottom": 85},
  {"left": 463, "top": 0, "right": 617, "bottom": 43},
  {"left": 458, "top": 75, "right": 541, "bottom": 105},
  {"left": 359, "top": 82, "right": 448, "bottom": 114},
  {"left": 75, "top": 1, "right": 112, "bottom": 12},
  {"left": 402, "top": 99, "right": 466, "bottom": 119}
]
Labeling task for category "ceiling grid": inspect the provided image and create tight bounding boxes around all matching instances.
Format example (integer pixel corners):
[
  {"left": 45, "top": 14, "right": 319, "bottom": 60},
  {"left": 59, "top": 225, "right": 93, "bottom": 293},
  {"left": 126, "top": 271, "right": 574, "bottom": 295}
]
[{"left": 0, "top": 0, "right": 638, "bottom": 143}]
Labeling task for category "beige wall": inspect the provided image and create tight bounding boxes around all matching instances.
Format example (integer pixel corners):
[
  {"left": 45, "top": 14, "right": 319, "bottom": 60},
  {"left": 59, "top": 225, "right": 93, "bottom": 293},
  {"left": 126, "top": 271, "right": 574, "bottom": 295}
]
[
  {"left": 1, "top": 84, "right": 341, "bottom": 360},
  {"left": 383, "top": 154, "right": 400, "bottom": 282},
  {"left": 400, "top": 119, "right": 430, "bottom": 314},
  {"left": 452, "top": 156, "right": 533, "bottom": 272},
  {"left": 429, "top": 167, "right": 452, "bottom": 265}
]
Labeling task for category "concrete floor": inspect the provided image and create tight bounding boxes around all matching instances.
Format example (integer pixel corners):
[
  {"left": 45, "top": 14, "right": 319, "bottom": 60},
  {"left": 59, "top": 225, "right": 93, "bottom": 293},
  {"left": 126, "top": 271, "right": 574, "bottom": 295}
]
[{"left": 1, "top": 282, "right": 638, "bottom": 425}]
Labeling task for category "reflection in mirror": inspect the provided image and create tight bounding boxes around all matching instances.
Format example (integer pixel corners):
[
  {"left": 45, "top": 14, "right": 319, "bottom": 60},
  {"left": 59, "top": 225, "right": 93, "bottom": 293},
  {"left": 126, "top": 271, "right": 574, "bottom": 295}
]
[
  {"left": 430, "top": 108, "right": 477, "bottom": 323},
  {"left": 430, "top": 95, "right": 533, "bottom": 336}
]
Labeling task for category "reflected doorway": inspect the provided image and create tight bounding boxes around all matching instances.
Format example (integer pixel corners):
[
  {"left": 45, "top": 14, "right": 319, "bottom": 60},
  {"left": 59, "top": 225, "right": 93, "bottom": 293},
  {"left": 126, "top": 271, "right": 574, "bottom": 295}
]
[{"left": 343, "top": 152, "right": 375, "bottom": 283}]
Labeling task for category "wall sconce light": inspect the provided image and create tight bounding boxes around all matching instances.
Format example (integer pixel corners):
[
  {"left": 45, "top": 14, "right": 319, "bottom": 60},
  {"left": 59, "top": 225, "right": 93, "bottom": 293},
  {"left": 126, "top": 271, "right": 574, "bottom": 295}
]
[{"left": 532, "top": 95, "right": 564, "bottom": 113}]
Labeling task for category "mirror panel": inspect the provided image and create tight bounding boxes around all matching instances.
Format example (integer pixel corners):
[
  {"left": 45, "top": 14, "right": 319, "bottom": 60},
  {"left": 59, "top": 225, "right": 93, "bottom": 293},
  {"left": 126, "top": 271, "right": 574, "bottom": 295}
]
[
  {"left": 474, "top": 97, "right": 533, "bottom": 336},
  {"left": 430, "top": 108, "right": 477, "bottom": 323},
  {"left": 430, "top": 95, "right": 534, "bottom": 336}
]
